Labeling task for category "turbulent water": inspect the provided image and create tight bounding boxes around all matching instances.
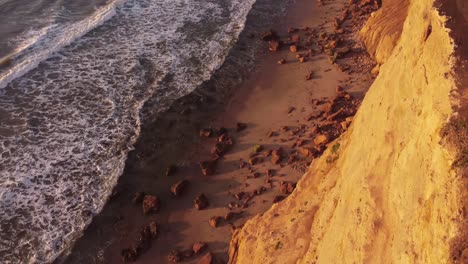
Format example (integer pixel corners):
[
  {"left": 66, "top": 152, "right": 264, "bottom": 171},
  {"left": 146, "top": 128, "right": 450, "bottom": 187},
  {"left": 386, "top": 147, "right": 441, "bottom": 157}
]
[{"left": 0, "top": 0, "right": 256, "bottom": 262}]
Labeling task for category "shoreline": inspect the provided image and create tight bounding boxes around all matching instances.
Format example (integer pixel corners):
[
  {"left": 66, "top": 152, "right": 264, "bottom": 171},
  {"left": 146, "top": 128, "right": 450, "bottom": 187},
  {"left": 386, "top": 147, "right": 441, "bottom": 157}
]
[{"left": 62, "top": 0, "right": 377, "bottom": 263}]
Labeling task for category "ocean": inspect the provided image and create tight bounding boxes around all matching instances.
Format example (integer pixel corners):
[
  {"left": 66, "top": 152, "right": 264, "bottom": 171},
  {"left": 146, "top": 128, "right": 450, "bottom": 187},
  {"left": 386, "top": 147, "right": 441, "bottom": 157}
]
[{"left": 0, "top": 0, "right": 256, "bottom": 262}]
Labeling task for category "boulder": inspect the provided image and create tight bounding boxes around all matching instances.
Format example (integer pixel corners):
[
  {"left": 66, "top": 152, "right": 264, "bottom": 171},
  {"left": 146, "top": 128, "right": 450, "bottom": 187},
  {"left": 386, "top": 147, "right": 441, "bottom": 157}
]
[
  {"left": 194, "top": 194, "right": 209, "bottom": 210},
  {"left": 271, "top": 148, "right": 283, "bottom": 164},
  {"left": 289, "top": 45, "right": 298, "bottom": 53},
  {"left": 225, "top": 211, "right": 243, "bottom": 221},
  {"left": 277, "top": 59, "right": 286, "bottom": 65},
  {"left": 260, "top": 30, "right": 278, "bottom": 41},
  {"left": 193, "top": 242, "right": 208, "bottom": 255},
  {"left": 168, "top": 250, "right": 182, "bottom": 263},
  {"left": 121, "top": 248, "right": 138, "bottom": 262},
  {"left": 142, "top": 195, "right": 159, "bottom": 215},
  {"left": 279, "top": 181, "right": 296, "bottom": 195},
  {"left": 170, "top": 179, "right": 189, "bottom": 196},
  {"left": 314, "top": 134, "right": 328, "bottom": 145},
  {"left": 198, "top": 252, "right": 215, "bottom": 264},
  {"left": 291, "top": 34, "right": 300, "bottom": 43},
  {"left": 132, "top": 192, "right": 145, "bottom": 204},
  {"left": 268, "top": 40, "right": 281, "bottom": 51},
  {"left": 199, "top": 160, "right": 217, "bottom": 176},
  {"left": 209, "top": 216, "right": 222, "bottom": 228},
  {"left": 305, "top": 70, "right": 314, "bottom": 80},
  {"left": 252, "top": 144, "right": 263, "bottom": 153}
]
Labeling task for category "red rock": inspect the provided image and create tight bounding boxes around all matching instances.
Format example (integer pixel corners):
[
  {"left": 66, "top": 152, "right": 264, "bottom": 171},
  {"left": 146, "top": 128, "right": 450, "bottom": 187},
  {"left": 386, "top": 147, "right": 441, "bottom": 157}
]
[
  {"left": 298, "top": 147, "right": 313, "bottom": 157},
  {"left": 194, "top": 194, "right": 209, "bottom": 210},
  {"left": 121, "top": 248, "right": 138, "bottom": 262},
  {"left": 287, "top": 106, "right": 296, "bottom": 113},
  {"left": 193, "top": 242, "right": 208, "bottom": 255},
  {"left": 209, "top": 216, "right": 222, "bottom": 228},
  {"left": 199, "top": 160, "right": 217, "bottom": 176},
  {"left": 273, "top": 195, "right": 286, "bottom": 203},
  {"left": 314, "top": 134, "right": 328, "bottom": 145},
  {"left": 271, "top": 148, "right": 283, "bottom": 164},
  {"left": 168, "top": 250, "right": 182, "bottom": 263},
  {"left": 277, "top": 59, "right": 286, "bottom": 65},
  {"left": 289, "top": 45, "right": 298, "bottom": 53},
  {"left": 225, "top": 211, "right": 242, "bottom": 221},
  {"left": 260, "top": 30, "right": 278, "bottom": 41},
  {"left": 298, "top": 57, "right": 306, "bottom": 63},
  {"left": 132, "top": 192, "right": 145, "bottom": 204},
  {"left": 142, "top": 195, "right": 159, "bottom": 214},
  {"left": 305, "top": 70, "right": 314, "bottom": 80},
  {"left": 170, "top": 179, "right": 189, "bottom": 196},
  {"left": 279, "top": 181, "right": 296, "bottom": 195},
  {"left": 198, "top": 252, "right": 215, "bottom": 264},
  {"left": 268, "top": 40, "right": 281, "bottom": 51},
  {"left": 249, "top": 157, "right": 263, "bottom": 165},
  {"left": 199, "top": 128, "right": 213, "bottom": 137},
  {"left": 291, "top": 34, "right": 300, "bottom": 43},
  {"left": 288, "top": 27, "right": 298, "bottom": 33},
  {"left": 236, "top": 122, "right": 247, "bottom": 132}
]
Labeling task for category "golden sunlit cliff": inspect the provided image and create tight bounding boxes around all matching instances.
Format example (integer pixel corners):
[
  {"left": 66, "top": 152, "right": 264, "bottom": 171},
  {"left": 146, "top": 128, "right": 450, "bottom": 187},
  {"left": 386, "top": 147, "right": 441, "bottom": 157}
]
[{"left": 229, "top": 0, "right": 466, "bottom": 263}]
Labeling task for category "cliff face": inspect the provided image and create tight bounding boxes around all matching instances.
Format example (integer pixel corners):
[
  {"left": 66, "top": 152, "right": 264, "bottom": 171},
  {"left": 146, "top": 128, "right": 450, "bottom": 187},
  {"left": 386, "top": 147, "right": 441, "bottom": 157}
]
[{"left": 229, "top": 0, "right": 463, "bottom": 263}]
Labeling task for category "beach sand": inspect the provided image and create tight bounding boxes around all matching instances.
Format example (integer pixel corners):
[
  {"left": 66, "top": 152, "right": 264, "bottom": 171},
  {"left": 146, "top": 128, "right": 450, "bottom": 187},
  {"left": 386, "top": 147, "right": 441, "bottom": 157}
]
[{"left": 62, "top": 0, "right": 377, "bottom": 263}]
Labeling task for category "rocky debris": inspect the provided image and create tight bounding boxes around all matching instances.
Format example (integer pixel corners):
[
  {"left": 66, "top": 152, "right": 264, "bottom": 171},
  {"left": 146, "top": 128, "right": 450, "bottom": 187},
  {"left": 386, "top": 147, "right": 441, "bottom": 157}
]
[
  {"left": 236, "top": 122, "right": 247, "bottom": 132},
  {"left": 268, "top": 40, "right": 281, "bottom": 51},
  {"left": 260, "top": 30, "right": 278, "bottom": 41},
  {"left": 298, "top": 147, "right": 314, "bottom": 157},
  {"left": 142, "top": 195, "right": 159, "bottom": 215},
  {"left": 314, "top": 134, "right": 329, "bottom": 146},
  {"left": 211, "top": 133, "right": 234, "bottom": 157},
  {"left": 132, "top": 192, "right": 145, "bottom": 204},
  {"left": 277, "top": 59, "right": 286, "bottom": 65},
  {"left": 147, "top": 221, "right": 158, "bottom": 238},
  {"left": 305, "top": 70, "right": 314, "bottom": 80},
  {"left": 209, "top": 216, "right": 223, "bottom": 228},
  {"left": 291, "top": 34, "right": 300, "bottom": 43},
  {"left": 121, "top": 248, "right": 138, "bottom": 262},
  {"left": 273, "top": 195, "right": 286, "bottom": 203},
  {"left": 252, "top": 144, "right": 263, "bottom": 153},
  {"left": 200, "top": 128, "right": 213, "bottom": 137},
  {"left": 225, "top": 211, "right": 243, "bottom": 221},
  {"left": 279, "top": 181, "right": 296, "bottom": 195},
  {"left": 271, "top": 148, "right": 283, "bottom": 164},
  {"left": 168, "top": 249, "right": 183, "bottom": 263},
  {"left": 288, "top": 27, "right": 298, "bottom": 33},
  {"left": 287, "top": 106, "right": 296, "bottom": 113},
  {"left": 267, "top": 169, "right": 276, "bottom": 177},
  {"left": 298, "top": 57, "right": 306, "bottom": 63},
  {"left": 249, "top": 157, "right": 263, "bottom": 165},
  {"left": 198, "top": 252, "right": 215, "bottom": 264},
  {"left": 289, "top": 45, "right": 298, "bottom": 53},
  {"left": 199, "top": 160, "right": 217, "bottom": 176},
  {"left": 193, "top": 242, "right": 208, "bottom": 255},
  {"left": 170, "top": 179, "right": 189, "bottom": 196},
  {"left": 305, "top": 110, "right": 323, "bottom": 121},
  {"left": 194, "top": 194, "right": 209, "bottom": 210}
]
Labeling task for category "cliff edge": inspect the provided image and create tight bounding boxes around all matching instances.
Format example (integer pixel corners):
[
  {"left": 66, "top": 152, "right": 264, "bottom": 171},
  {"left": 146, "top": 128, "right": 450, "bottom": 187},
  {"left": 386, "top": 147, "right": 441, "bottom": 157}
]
[{"left": 229, "top": 0, "right": 466, "bottom": 263}]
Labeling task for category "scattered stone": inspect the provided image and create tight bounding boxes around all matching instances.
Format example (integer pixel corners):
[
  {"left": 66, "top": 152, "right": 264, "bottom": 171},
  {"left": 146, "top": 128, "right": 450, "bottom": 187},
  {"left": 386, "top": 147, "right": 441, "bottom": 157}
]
[
  {"left": 132, "top": 192, "right": 145, "bottom": 204},
  {"left": 225, "top": 211, "right": 242, "bottom": 221},
  {"left": 249, "top": 157, "right": 263, "bottom": 165},
  {"left": 199, "top": 160, "right": 217, "bottom": 176},
  {"left": 209, "top": 216, "right": 222, "bottom": 228},
  {"left": 273, "top": 195, "right": 286, "bottom": 203},
  {"left": 198, "top": 252, "right": 215, "bottom": 264},
  {"left": 260, "top": 30, "right": 278, "bottom": 41},
  {"left": 121, "top": 248, "right": 138, "bottom": 262},
  {"left": 289, "top": 45, "right": 298, "bottom": 53},
  {"left": 268, "top": 40, "right": 281, "bottom": 52},
  {"left": 298, "top": 147, "right": 313, "bottom": 157},
  {"left": 199, "top": 128, "right": 213, "bottom": 137},
  {"left": 271, "top": 148, "right": 283, "bottom": 164},
  {"left": 268, "top": 131, "right": 277, "bottom": 137},
  {"left": 298, "top": 57, "right": 306, "bottom": 63},
  {"left": 314, "top": 134, "right": 328, "bottom": 145},
  {"left": 291, "top": 34, "right": 300, "bottom": 43},
  {"left": 168, "top": 250, "right": 183, "bottom": 263},
  {"left": 281, "top": 126, "right": 289, "bottom": 132},
  {"left": 305, "top": 110, "right": 323, "bottom": 121},
  {"left": 252, "top": 144, "right": 263, "bottom": 153},
  {"left": 277, "top": 59, "right": 286, "bottom": 65},
  {"left": 287, "top": 106, "right": 296, "bottom": 113},
  {"left": 234, "top": 192, "right": 245, "bottom": 200},
  {"left": 305, "top": 70, "right": 314, "bottom": 80},
  {"left": 194, "top": 194, "right": 209, "bottom": 210},
  {"left": 267, "top": 169, "right": 276, "bottom": 177},
  {"left": 279, "top": 181, "right": 296, "bottom": 195},
  {"left": 193, "top": 242, "right": 208, "bottom": 255},
  {"left": 170, "top": 179, "right": 189, "bottom": 196},
  {"left": 142, "top": 195, "right": 159, "bottom": 215}
]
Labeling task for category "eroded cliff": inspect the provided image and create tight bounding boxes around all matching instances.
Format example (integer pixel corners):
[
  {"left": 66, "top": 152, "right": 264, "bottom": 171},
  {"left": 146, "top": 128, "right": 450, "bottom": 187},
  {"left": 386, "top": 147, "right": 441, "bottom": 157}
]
[{"left": 229, "top": 0, "right": 465, "bottom": 263}]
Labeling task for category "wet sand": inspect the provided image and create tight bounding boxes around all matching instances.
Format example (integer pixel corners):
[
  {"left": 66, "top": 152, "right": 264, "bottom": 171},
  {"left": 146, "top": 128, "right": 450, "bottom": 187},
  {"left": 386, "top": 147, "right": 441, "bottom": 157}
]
[{"left": 62, "top": 0, "right": 377, "bottom": 263}]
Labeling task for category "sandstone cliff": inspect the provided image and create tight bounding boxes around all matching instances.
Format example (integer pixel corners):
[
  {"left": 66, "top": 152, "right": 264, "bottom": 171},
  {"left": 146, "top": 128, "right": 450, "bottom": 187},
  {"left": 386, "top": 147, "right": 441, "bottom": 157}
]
[{"left": 229, "top": 0, "right": 466, "bottom": 263}]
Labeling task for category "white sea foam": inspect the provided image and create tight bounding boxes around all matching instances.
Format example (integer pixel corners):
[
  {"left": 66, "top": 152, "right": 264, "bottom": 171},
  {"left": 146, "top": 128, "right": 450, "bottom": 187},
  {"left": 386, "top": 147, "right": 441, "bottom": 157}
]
[{"left": 0, "top": 0, "right": 256, "bottom": 262}]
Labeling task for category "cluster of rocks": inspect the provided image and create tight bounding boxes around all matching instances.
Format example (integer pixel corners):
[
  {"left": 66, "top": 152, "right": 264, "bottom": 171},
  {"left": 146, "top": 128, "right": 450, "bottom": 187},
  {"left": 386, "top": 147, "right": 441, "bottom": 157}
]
[
  {"left": 121, "top": 220, "right": 159, "bottom": 262},
  {"left": 167, "top": 242, "right": 220, "bottom": 263}
]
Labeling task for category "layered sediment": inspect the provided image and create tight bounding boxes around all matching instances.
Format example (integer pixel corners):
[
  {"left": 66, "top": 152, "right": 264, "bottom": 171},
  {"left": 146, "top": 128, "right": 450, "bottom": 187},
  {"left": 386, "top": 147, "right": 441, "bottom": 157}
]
[{"left": 229, "top": 0, "right": 465, "bottom": 263}]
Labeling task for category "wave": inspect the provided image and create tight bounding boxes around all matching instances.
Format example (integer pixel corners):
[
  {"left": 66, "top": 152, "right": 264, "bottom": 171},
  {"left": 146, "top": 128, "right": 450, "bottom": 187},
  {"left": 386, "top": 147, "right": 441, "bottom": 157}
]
[{"left": 0, "top": 0, "right": 123, "bottom": 89}]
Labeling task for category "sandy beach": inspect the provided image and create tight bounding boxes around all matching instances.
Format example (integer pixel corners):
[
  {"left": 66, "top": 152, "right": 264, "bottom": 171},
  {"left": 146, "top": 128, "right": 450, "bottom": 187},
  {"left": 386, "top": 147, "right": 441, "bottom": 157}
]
[{"left": 62, "top": 0, "right": 377, "bottom": 263}]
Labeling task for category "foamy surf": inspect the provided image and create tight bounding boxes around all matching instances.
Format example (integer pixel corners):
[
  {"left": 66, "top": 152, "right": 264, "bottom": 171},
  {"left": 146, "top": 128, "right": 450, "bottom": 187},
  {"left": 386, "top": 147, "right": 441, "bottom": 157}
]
[{"left": 0, "top": 0, "right": 256, "bottom": 262}]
